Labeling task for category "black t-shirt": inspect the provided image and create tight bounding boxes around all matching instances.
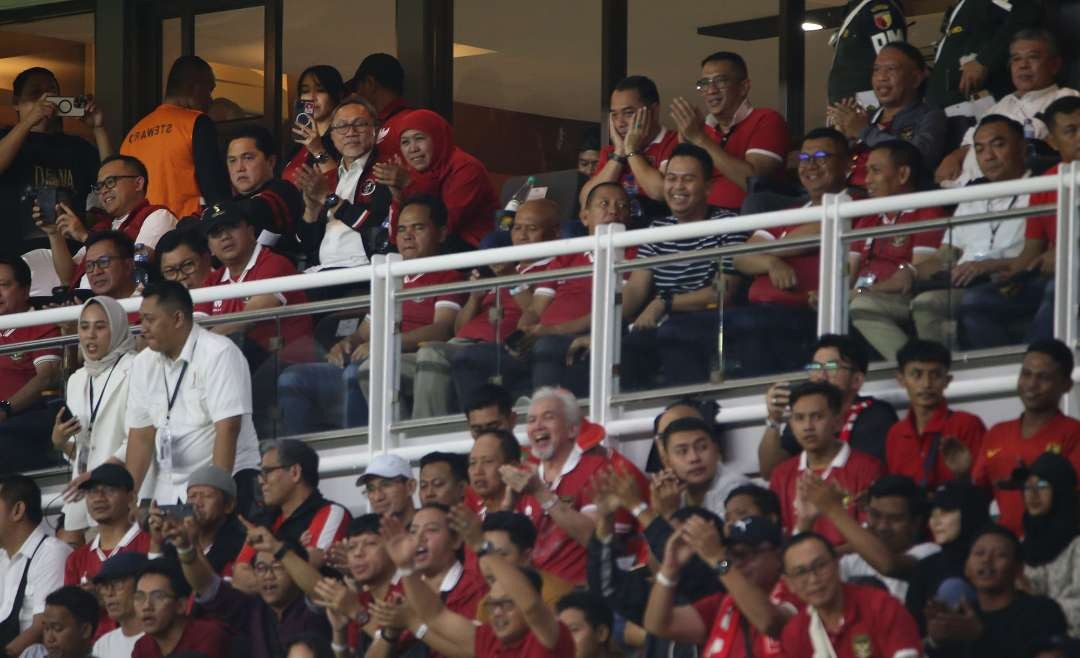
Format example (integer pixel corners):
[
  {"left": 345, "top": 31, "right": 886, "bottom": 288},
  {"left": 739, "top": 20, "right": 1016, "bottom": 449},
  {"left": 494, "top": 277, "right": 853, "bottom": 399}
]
[
  {"left": 779, "top": 394, "right": 897, "bottom": 461},
  {"left": 928, "top": 593, "right": 1067, "bottom": 658},
  {"left": 0, "top": 128, "right": 99, "bottom": 257}
]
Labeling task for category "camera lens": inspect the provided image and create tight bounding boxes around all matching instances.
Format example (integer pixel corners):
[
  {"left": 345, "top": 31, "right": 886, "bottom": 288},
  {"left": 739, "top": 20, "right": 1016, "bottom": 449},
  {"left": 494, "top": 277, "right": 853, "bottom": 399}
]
[{"left": 57, "top": 100, "right": 72, "bottom": 113}]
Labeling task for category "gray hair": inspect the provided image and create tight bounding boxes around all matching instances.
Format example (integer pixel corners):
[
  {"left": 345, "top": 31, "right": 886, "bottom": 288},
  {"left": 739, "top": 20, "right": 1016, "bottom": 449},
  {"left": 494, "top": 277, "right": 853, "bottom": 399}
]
[
  {"left": 1010, "top": 28, "right": 1059, "bottom": 57},
  {"left": 530, "top": 386, "right": 582, "bottom": 426}
]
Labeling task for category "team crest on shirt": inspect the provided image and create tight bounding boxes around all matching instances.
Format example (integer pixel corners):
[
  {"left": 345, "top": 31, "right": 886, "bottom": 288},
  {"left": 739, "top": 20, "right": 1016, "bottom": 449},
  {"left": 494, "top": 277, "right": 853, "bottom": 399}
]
[
  {"left": 873, "top": 11, "right": 893, "bottom": 29},
  {"left": 361, "top": 180, "right": 377, "bottom": 196},
  {"left": 8, "top": 352, "right": 23, "bottom": 362},
  {"left": 852, "top": 634, "right": 872, "bottom": 658},
  {"left": 891, "top": 235, "right": 910, "bottom": 247},
  {"left": 1046, "top": 444, "right": 1062, "bottom": 454},
  {"left": 213, "top": 299, "right": 223, "bottom": 311}
]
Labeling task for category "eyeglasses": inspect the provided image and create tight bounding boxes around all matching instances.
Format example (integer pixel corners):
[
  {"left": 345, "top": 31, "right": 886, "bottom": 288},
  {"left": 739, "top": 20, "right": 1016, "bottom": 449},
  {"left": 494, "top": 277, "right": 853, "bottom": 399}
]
[
  {"left": 134, "top": 591, "right": 176, "bottom": 607},
  {"left": 804, "top": 360, "right": 853, "bottom": 374},
  {"left": 797, "top": 151, "right": 836, "bottom": 166},
  {"left": 84, "top": 256, "right": 116, "bottom": 273},
  {"left": 1024, "top": 479, "right": 1052, "bottom": 493},
  {"left": 787, "top": 557, "right": 834, "bottom": 582},
  {"left": 162, "top": 259, "right": 200, "bottom": 280},
  {"left": 90, "top": 175, "right": 140, "bottom": 192},
  {"left": 258, "top": 464, "right": 288, "bottom": 479},
  {"left": 696, "top": 75, "right": 743, "bottom": 92},
  {"left": 254, "top": 562, "right": 287, "bottom": 575},
  {"left": 483, "top": 597, "right": 516, "bottom": 614},
  {"left": 330, "top": 121, "right": 375, "bottom": 134}
]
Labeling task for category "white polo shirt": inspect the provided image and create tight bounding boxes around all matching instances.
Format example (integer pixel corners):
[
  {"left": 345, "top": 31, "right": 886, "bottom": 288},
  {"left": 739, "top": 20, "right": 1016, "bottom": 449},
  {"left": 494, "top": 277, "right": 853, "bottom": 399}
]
[
  {"left": 125, "top": 323, "right": 260, "bottom": 503},
  {"left": 0, "top": 523, "right": 71, "bottom": 632}
]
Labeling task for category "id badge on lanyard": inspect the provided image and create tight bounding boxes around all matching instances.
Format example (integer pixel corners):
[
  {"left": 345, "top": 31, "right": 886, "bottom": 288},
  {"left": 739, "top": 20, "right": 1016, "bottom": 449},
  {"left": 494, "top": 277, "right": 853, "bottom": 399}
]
[{"left": 157, "top": 425, "right": 174, "bottom": 474}]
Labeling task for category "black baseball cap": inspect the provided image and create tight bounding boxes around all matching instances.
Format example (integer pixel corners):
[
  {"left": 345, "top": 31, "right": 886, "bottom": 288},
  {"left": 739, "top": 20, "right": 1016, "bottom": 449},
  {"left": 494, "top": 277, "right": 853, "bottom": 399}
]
[
  {"left": 200, "top": 201, "right": 250, "bottom": 236},
  {"left": 93, "top": 552, "right": 148, "bottom": 584},
  {"left": 78, "top": 463, "right": 134, "bottom": 492},
  {"left": 725, "top": 516, "right": 782, "bottom": 548}
]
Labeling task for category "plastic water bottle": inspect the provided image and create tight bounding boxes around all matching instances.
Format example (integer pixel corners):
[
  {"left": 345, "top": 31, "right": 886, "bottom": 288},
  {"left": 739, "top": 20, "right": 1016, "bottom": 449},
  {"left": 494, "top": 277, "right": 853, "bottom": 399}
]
[
  {"left": 1023, "top": 119, "right": 1035, "bottom": 140},
  {"left": 134, "top": 243, "right": 150, "bottom": 289},
  {"left": 504, "top": 176, "right": 536, "bottom": 214}
]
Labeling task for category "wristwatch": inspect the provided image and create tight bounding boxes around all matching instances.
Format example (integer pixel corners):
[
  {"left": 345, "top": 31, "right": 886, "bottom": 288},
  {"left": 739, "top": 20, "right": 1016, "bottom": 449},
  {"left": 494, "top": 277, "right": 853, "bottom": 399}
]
[
  {"left": 311, "top": 151, "right": 330, "bottom": 164},
  {"left": 660, "top": 290, "right": 674, "bottom": 316},
  {"left": 0, "top": 400, "right": 13, "bottom": 416},
  {"left": 475, "top": 540, "right": 495, "bottom": 558},
  {"left": 323, "top": 193, "right": 341, "bottom": 210},
  {"left": 615, "top": 153, "right": 629, "bottom": 165},
  {"left": 713, "top": 559, "right": 732, "bottom": 576}
]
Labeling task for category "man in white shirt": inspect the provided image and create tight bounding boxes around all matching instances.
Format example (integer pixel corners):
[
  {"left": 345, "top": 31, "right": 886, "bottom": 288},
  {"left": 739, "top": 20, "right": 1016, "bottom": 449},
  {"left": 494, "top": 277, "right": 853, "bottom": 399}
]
[
  {"left": 91, "top": 553, "right": 146, "bottom": 658},
  {"left": 912, "top": 115, "right": 1039, "bottom": 345},
  {"left": 0, "top": 475, "right": 72, "bottom": 656},
  {"left": 657, "top": 416, "right": 749, "bottom": 515},
  {"left": 124, "top": 280, "right": 261, "bottom": 517},
  {"left": 936, "top": 29, "right": 1078, "bottom": 186}
]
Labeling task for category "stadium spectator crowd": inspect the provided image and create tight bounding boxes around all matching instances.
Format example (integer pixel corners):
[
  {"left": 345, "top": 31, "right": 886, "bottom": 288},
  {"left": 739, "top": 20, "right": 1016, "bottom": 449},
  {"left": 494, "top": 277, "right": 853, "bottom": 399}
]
[{"left": 3, "top": 4, "right": 1080, "bottom": 657}]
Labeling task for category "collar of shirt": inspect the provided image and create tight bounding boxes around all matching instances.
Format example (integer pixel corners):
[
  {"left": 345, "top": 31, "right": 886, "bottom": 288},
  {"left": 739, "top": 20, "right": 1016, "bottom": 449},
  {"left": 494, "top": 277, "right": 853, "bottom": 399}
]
[
  {"left": 646, "top": 126, "right": 670, "bottom": 148},
  {"left": 337, "top": 152, "right": 371, "bottom": 180},
  {"left": 798, "top": 441, "right": 851, "bottom": 472},
  {"left": 379, "top": 98, "right": 409, "bottom": 122},
  {"left": 870, "top": 100, "right": 918, "bottom": 126},
  {"left": 1012, "top": 84, "right": 1061, "bottom": 108},
  {"left": 439, "top": 560, "right": 464, "bottom": 593},
  {"left": 708, "top": 98, "right": 755, "bottom": 134},
  {"left": 156, "top": 324, "right": 201, "bottom": 369},
  {"left": 803, "top": 190, "right": 854, "bottom": 209},
  {"left": 901, "top": 400, "right": 951, "bottom": 438},
  {"left": 220, "top": 243, "right": 263, "bottom": 284},
  {"left": 519, "top": 257, "right": 555, "bottom": 274},
  {"left": 90, "top": 523, "right": 143, "bottom": 561},
  {"left": 538, "top": 445, "right": 584, "bottom": 490},
  {"left": 2, "top": 522, "right": 47, "bottom": 560}
]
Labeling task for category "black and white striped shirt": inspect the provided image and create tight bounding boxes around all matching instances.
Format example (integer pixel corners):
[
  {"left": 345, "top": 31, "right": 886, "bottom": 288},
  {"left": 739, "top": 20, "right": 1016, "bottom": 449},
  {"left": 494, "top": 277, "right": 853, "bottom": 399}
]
[{"left": 636, "top": 208, "right": 748, "bottom": 294}]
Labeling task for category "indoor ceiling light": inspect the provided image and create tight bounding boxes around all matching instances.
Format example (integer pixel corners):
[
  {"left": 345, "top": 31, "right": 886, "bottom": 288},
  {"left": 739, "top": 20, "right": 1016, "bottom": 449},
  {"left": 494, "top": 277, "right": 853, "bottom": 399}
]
[
  {"left": 802, "top": 21, "right": 824, "bottom": 31},
  {"left": 453, "top": 42, "right": 495, "bottom": 58}
]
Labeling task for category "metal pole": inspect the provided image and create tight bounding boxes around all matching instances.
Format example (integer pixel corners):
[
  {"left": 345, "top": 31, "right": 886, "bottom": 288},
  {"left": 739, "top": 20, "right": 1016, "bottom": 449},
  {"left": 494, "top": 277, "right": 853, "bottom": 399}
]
[
  {"left": 367, "top": 254, "right": 399, "bottom": 455},
  {"left": 1054, "top": 162, "right": 1079, "bottom": 415},
  {"left": 589, "top": 223, "right": 624, "bottom": 426},
  {"left": 817, "top": 193, "right": 846, "bottom": 335}
]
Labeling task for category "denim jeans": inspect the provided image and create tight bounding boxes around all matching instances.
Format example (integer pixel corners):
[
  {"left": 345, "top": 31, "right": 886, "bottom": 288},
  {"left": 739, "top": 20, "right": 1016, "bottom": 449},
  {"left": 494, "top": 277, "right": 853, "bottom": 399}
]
[
  {"left": 621, "top": 311, "right": 719, "bottom": 390},
  {"left": 276, "top": 362, "right": 368, "bottom": 435}
]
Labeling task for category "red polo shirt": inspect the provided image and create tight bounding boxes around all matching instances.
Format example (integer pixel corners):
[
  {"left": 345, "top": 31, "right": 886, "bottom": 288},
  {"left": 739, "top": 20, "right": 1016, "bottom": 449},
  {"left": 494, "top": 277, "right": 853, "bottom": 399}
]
[
  {"left": 402, "top": 270, "right": 468, "bottom": 333},
  {"left": 747, "top": 223, "right": 819, "bottom": 306},
  {"left": 529, "top": 448, "right": 608, "bottom": 584},
  {"left": 474, "top": 620, "right": 575, "bottom": 658},
  {"left": 202, "top": 244, "right": 313, "bottom": 363},
  {"left": 704, "top": 107, "right": 790, "bottom": 210},
  {"left": 65, "top": 525, "right": 150, "bottom": 586},
  {"left": 885, "top": 402, "right": 986, "bottom": 489},
  {"left": 346, "top": 580, "right": 405, "bottom": 651},
  {"left": 972, "top": 412, "right": 1080, "bottom": 535},
  {"left": 693, "top": 580, "right": 801, "bottom": 658},
  {"left": 132, "top": 618, "right": 231, "bottom": 658},
  {"left": 457, "top": 258, "right": 555, "bottom": 342},
  {"left": 780, "top": 584, "right": 922, "bottom": 658},
  {"left": 535, "top": 248, "right": 636, "bottom": 328},
  {"left": 769, "top": 443, "right": 883, "bottom": 546},
  {"left": 1026, "top": 163, "right": 1060, "bottom": 247},
  {"left": 850, "top": 207, "right": 945, "bottom": 283},
  {"left": 0, "top": 323, "right": 61, "bottom": 400}
]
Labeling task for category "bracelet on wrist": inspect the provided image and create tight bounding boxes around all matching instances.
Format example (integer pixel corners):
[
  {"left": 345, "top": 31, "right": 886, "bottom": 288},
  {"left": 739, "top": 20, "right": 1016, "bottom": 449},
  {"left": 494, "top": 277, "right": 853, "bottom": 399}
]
[
  {"left": 541, "top": 493, "right": 559, "bottom": 512},
  {"left": 765, "top": 417, "right": 783, "bottom": 431},
  {"left": 415, "top": 624, "right": 429, "bottom": 640},
  {"left": 630, "top": 502, "right": 649, "bottom": 519},
  {"left": 175, "top": 544, "right": 194, "bottom": 557},
  {"left": 331, "top": 642, "right": 348, "bottom": 654},
  {"left": 656, "top": 571, "right": 677, "bottom": 588}
]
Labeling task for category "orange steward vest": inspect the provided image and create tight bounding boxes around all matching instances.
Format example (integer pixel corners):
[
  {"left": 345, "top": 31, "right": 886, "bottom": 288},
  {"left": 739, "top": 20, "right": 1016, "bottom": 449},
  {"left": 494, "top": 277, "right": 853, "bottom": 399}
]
[{"left": 121, "top": 103, "right": 204, "bottom": 218}]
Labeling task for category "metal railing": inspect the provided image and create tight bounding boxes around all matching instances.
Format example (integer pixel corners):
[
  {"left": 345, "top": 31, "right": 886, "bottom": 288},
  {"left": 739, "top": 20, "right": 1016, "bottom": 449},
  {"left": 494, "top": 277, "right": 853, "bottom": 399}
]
[{"left": 5, "top": 163, "right": 1079, "bottom": 481}]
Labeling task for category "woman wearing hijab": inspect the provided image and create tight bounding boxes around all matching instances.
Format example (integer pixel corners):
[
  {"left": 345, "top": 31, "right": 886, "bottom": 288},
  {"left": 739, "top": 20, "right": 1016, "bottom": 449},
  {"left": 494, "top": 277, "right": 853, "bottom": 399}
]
[
  {"left": 1018, "top": 452, "right": 1080, "bottom": 635},
  {"left": 380, "top": 109, "right": 497, "bottom": 252},
  {"left": 50, "top": 296, "right": 140, "bottom": 535},
  {"left": 282, "top": 65, "right": 346, "bottom": 187}
]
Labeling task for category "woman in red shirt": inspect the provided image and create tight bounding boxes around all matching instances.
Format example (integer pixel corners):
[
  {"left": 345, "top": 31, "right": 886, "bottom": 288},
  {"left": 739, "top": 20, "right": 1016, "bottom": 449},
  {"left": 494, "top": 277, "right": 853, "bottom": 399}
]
[
  {"left": 282, "top": 65, "right": 345, "bottom": 189},
  {"left": 385, "top": 109, "right": 497, "bottom": 253}
]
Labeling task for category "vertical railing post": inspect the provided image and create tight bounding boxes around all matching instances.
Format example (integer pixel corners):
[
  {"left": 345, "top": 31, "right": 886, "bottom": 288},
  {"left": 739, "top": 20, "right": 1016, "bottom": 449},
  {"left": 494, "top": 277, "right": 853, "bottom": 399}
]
[
  {"left": 817, "top": 193, "right": 846, "bottom": 335},
  {"left": 589, "top": 223, "right": 624, "bottom": 427},
  {"left": 367, "top": 254, "right": 402, "bottom": 455},
  {"left": 1055, "top": 162, "right": 1079, "bottom": 415}
]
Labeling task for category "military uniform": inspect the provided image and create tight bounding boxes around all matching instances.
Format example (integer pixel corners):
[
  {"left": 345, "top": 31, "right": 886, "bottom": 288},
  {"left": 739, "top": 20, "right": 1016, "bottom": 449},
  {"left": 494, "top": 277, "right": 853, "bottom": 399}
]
[
  {"left": 828, "top": 0, "right": 907, "bottom": 103},
  {"left": 926, "top": 0, "right": 1043, "bottom": 110}
]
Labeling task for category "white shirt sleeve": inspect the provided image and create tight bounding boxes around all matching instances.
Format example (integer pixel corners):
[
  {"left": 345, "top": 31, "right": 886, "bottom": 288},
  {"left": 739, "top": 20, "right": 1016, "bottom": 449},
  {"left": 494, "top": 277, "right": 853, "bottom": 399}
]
[
  {"left": 124, "top": 356, "right": 155, "bottom": 429},
  {"left": 134, "top": 209, "right": 178, "bottom": 249},
  {"left": 27, "top": 538, "right": 71, "bottom": 617},
  {"left": 203, "top": 341, "right": 253, "bottom": 422}
]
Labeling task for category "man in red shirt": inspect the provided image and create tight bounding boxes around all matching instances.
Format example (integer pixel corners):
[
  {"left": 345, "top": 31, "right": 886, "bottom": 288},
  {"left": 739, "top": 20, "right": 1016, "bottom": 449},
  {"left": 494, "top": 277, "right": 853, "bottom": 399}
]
[
  {"left": 382, "top": 513, "right": 576, "bottom": 658},
  {"left": 419, "top": 451, "right": 469, "bottom": 507},
  {"left": 779, "top": 533, "right": 923, "bottom": 658},
  {"left": 0, "top": 255, "right": 62, "bottom": 471},
  {"left": 769, "top": 382, "right": 883, "bottom": 545},
  {"left": 580, "top": 75, "right": 678, "bottom": 227},
  {"left": 131, "top": 559, "right": 231, "bottom": 658},
  {"left": 730, "top": 127, "right": 851, "bottom": 376},
  {"left": 670, "top": 51, "right": 790, "bottom": 212},
  {"left": 886, "top": 339, "right": 986, "bottom": 488},
  {"left": 848, "top": 140, "right": 946, "bottom": 361},
  {"left": 972, "top": 339, "right": 1080, "bottom": 535},
  {"left": 65, "top": 464, "right": 150, "bottom": 589}
]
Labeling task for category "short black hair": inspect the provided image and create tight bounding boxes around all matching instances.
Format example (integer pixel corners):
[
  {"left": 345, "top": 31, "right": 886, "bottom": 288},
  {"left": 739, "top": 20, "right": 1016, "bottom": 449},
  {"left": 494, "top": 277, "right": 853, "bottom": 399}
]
[
  {"left": 1026, "top": 338, "right": 1075, "bottom": 378},
  {"left": 138, "top": 558, "right": 192, "bottom": 599},
  {"left": 85, "top": 230, "right": 136, "bottom": 260},
  {"left": 269, "top": 439, "right": 320, "bottom": 488},
  {"left": 812, "top": 333, "right": 869, "bottom": 374},
  {"left": 12, "top": 67, "right": 57, "bottom": 101},
  {"left": 1010, "top": 27, "right": 1059, "bottom": 57},
  {"left": 969, "top": 524, "right": 1022, "bottom": 563},
  {"left": 0, "top": 475, "right": 43, "bottom": 524},
  {"left": 670, "top": 505, "right": 723, "bottom": 530},
  {"left": 465, "top": 384, "right": 514, "bottom": 419},
  {"left": 142, "top": 280, "right": 194, "bottom": 319},
  {"left": 45, "top": 585, "right": 100, "bottom": 633},
  {"left": 228, "top": 124, "right": 276, "bottom": 158},
  {"left": 802, "top": 127, "right": 850, "bottom": 158},
  {"left": 659, "top": 416, "right": 716, "bottom": 450},
  {"left": 579, "top": 127, "right": 601, "bottom": 153},
  {"left": 353, "top": 53, "right": 405, "bottom": 95},
  {"left": 0, "top": 256, "right": 32, "bottom": 289},
  {"left": 976, "top": 114, "right": 1026, "bottom": 142},
  {"left": 724, "top": 483, "right": 782, "bottom": 519},
  {"left": 556, "top": 590, "right": 614, "bottom": 632},
  {"left": 789, "top": 381, "right": 844, "bottom": 415},
  {"left": 613, "top": 75, "right": 660, "bottom": 106},
  {"left": 781, "top": 532, "right": 837, "bottom": 569},
  {"left": 584, "top": 181, "right": 629, "bottom": 209},
  {"left": 100, "top": 154, "right": 150, "bottom": 187},
  {"left": 868, "top": 475, "right": 927, "bottom": 518},
  {"left": 880, "top": 41, "right": 928, "bottom": 73},
  {"left": 482, "top": 511, "right": 537, "bottom": 551},
  {"left": 420, "top": 451, "right": 468, "bottom": 484},
  {"left": 897, "top": 338, "right": 952, "bottom": 371},
  {"left": 400, "top": 194, "right": 448, "bottom": 228},
  {"left": 298, "top": 65, "right": 347, "bottom": 107},
  {"left": 473, "top": 429, "right": 522, "bottom": 464},
  {"left": 156, "top": 227, "right": 210, "bottom": 259},
  {"left": 701, "top": 51, "right": 748, "bottom": 79},
  {"left": 1043, "top": 96, "right": 1080, "bottom": 132},
  {"left": 347, "top": 513, "right": 381, "bottom": 538},
  {"left": 668, "top": 142, "right": 713, "bottom": 179},
  {"left": 870, "top": 139, "right": 926, "bottom": 190},
  {"left": 165, "top": 55, "right": 214, "bottom": 98}
]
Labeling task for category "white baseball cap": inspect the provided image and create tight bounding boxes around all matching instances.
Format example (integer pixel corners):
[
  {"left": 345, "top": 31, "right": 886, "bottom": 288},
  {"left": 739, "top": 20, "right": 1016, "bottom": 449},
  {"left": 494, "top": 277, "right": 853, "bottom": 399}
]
[{"left": 356, "top": 453, "right": 412, "bottom": 485}]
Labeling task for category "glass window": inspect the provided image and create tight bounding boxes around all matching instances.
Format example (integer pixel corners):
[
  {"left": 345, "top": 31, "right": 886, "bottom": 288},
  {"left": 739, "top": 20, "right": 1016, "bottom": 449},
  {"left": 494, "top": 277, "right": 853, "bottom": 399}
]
[{"left": 194, "top": 6, "right": 266, "bottom": 122}]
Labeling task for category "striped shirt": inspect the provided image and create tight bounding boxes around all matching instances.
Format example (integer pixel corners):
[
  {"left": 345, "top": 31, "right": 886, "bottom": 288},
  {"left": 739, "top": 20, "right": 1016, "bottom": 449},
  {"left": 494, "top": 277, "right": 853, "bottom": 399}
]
[{"left": 636, "top": 208, "right": 747, "bottom": 293}]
